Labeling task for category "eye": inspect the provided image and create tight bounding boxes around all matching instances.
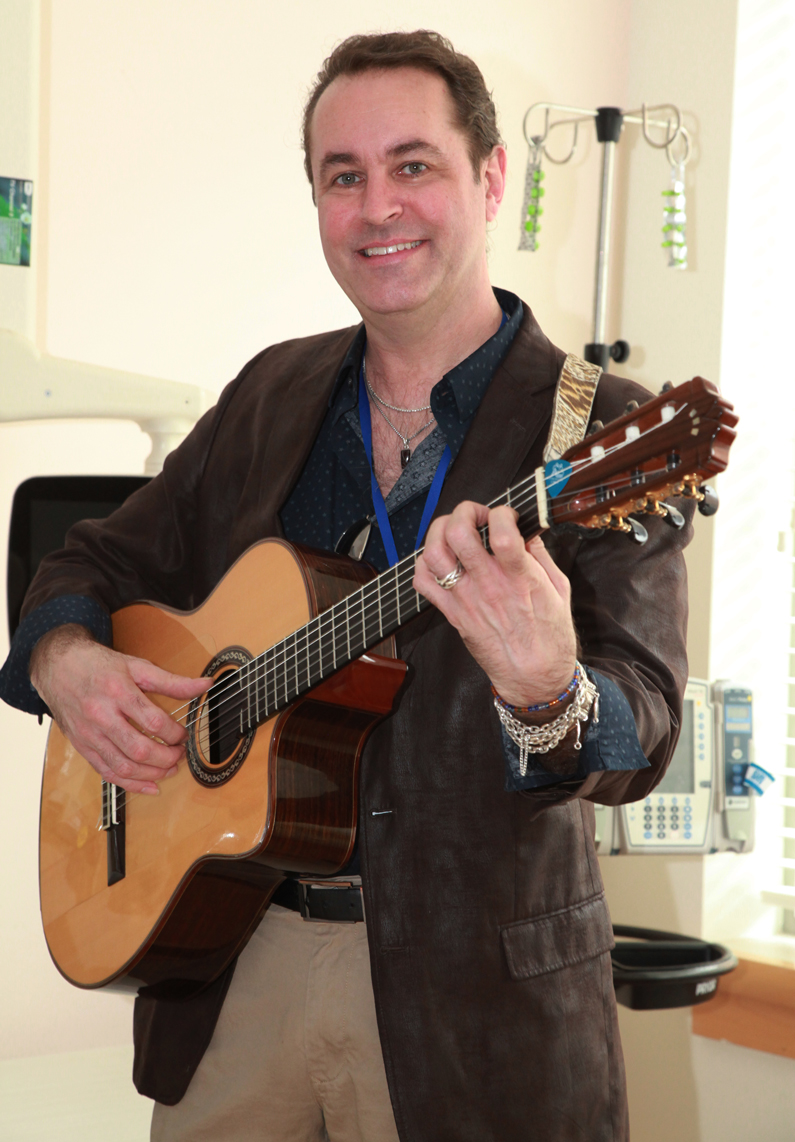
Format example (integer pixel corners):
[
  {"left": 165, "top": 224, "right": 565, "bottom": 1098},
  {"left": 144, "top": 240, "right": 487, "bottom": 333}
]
[
  {"left": 400, "top": 162, "right": 427, "bottom": 176},
  {"left": 334, "top": 172, "right": 362, "bottom": 187}
]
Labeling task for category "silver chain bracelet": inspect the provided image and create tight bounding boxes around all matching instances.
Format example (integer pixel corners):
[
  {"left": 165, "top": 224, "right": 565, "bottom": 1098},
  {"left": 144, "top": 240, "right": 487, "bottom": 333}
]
[{"left": 494, "top": 666, "right": 600, "bottom": 777}]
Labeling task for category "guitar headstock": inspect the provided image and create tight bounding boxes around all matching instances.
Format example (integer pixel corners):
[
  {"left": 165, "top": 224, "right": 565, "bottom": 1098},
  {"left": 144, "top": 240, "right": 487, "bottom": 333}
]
[{"left": 547, "top": 377, "right": 737, "bottom": 532}]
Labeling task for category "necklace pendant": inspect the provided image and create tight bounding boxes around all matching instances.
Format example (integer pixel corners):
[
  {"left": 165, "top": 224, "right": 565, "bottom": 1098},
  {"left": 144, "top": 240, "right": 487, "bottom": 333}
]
[{"left": 400, "top": 447, "right": 411, "bottom": 469}]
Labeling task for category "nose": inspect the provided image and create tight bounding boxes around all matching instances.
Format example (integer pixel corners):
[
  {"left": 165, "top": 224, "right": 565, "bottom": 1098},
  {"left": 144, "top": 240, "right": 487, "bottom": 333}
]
[{"left": 359, "top": 171, "right": 403, "bottom": 228}]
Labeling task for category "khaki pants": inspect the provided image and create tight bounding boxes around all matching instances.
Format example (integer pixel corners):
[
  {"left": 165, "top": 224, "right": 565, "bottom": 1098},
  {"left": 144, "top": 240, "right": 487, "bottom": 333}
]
[{"left": 151, "top": 902, "right": 401, "bottom": 1142}]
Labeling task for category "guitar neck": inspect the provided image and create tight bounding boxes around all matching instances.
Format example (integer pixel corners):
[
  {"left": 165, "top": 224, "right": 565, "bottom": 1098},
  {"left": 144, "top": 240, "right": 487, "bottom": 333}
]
[{"left": 235, "top": 470, "right": 544, "bottom": 732}]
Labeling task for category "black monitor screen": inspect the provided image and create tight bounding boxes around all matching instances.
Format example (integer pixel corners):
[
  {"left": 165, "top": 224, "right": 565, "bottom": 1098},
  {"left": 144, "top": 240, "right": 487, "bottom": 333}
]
[
  {"left": 7, "top": 475, "right": 151, "bottom": 639},
  {"left": 656, "top": 699, "right": 695, "bottom": 794}
]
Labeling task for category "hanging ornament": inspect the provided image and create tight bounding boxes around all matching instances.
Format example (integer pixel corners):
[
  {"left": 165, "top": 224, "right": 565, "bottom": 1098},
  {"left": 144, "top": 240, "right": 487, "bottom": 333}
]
[
  {"left": 661, "top": 159, "right": 688, "bottom": 269},
  {"left": 518, "top": 141, "right": 545, "bottom": 251}
]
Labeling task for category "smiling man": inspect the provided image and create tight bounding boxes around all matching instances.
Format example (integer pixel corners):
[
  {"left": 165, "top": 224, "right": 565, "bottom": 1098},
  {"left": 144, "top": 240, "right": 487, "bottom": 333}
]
[{"left": 1, "top": 30, "right": 692, "bottom": 1142}]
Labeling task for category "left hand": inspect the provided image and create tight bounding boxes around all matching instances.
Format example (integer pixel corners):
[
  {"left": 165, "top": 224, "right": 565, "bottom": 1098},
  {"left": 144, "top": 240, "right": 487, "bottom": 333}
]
[{"left": 414, "top": 502, "right": 577, "bottom": 707}]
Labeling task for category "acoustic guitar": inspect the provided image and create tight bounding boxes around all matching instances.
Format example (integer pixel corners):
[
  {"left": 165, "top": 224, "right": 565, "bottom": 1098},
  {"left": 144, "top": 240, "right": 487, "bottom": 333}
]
[{"left": 39, "top": 376, "right": 737, "bottom": 998}]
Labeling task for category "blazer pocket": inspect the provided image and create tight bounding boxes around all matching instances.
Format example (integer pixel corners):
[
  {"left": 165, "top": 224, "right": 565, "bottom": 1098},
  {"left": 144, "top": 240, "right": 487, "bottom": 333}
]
[{"left": 500, "top": 892, "right": 614, "bottom": 981}]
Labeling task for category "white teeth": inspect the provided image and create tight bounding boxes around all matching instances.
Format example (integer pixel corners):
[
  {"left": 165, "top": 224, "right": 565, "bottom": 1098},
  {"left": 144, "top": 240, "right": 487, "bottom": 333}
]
[{"left": 363, "top": 240, "right": 422, "bottom": 257}]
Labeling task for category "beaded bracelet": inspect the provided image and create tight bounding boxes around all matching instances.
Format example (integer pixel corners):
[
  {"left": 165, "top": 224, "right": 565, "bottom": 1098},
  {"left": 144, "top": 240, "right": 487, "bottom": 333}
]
[
  {"left": 494, "top": 666, "right": 599, "bottom": 777},
  {"left": 491, "top": 663, "right": 581, "bottom": 715}
]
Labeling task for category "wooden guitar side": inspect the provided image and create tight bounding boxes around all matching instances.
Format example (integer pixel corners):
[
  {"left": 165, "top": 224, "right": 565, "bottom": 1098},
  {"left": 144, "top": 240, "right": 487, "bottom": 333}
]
[{"left": 39, "top": 539, "right": 407, "bottom": 995}]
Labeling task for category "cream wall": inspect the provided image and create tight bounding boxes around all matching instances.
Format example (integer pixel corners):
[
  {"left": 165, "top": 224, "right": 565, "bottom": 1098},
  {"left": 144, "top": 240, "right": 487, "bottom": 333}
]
[
  {"left": 598, "top": 1, "right": 795, "bottom": 1140},
  {"left": 0, "top": 0, "right": 632, "bottom": 1063},
  {"left": 2, "top": 1, "right": 794, "bottom": 1139}
]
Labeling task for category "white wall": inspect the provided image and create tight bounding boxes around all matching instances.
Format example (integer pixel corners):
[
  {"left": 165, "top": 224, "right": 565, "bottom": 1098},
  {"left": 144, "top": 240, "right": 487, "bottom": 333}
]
[
  {"left": 600, "top": 1, "right": 795, "bottom": 1140},
  {"left": 0, "top": 0, "right": 633, "bottom": 1069},
  {"left": 2, "top": 1, "right": 795, "bottom": 1139}
]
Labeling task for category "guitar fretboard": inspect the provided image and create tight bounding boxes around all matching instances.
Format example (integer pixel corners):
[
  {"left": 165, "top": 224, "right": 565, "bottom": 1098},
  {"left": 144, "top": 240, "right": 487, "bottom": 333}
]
[{"left": 229, "top": 471, "right": 543, "bottom": 732}]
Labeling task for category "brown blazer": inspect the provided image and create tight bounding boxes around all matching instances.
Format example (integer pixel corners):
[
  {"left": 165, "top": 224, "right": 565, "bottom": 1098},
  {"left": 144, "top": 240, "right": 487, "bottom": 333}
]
[{"left": 25, "top": 304, "right": 691, "bottom": 1141}]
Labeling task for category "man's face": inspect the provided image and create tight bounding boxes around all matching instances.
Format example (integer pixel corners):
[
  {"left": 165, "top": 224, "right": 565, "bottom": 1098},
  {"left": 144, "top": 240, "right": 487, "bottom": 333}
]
[{"left": 310, "top": 67, "right": 505, "bottom": 323}]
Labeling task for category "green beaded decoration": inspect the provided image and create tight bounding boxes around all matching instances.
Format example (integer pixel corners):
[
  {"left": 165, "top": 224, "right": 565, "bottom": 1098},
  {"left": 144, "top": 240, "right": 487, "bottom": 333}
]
[
  {"left": 518, "top": 144, "right": 545, "bottom": 252},
  {"left": 662, "top": 162, "right": 687, "bottom": 268}
]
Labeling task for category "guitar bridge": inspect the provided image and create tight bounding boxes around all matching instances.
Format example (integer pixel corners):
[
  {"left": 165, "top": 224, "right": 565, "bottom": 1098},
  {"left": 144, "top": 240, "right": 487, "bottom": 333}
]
[{"left": 101, "top": 780, "right": 126, "bottom": 886}]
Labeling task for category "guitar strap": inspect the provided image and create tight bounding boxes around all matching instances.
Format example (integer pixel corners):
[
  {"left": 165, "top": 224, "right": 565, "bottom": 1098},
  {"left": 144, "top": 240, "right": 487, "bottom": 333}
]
[{"left": 543, "top": 353, "right": 603, "bottom": 462}]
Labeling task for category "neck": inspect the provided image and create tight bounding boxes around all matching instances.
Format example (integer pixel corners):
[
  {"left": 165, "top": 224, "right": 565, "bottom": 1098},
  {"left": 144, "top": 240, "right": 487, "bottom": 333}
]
[{"left": 362, "top": 279, "right": 503, "bottom": 405}]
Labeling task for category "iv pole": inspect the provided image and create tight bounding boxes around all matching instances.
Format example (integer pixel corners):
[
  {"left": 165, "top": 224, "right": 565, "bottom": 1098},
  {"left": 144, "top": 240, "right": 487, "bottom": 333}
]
[{"left": 521, "top": 102, "right": 692, "bottom": 372}]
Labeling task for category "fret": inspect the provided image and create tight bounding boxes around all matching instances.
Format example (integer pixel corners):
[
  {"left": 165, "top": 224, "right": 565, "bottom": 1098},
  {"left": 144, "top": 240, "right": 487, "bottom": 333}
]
[
  {"left": 325, "top": 611, "right": 336, "bottom": 674},
  {"left": 312, "top": 616, "right": 324, "bottom": 685},
  {"left": 254, "top": 654, "right": 261, "bottom": 724},
  {"left": 304, "top": 618, "right": 315, "bottom": 689},
  {"left": 280, "top": 637, "right": 289, "bottom": 706},
  {"left": 261, "top": 648, "right": 268, "bottom": 715},
  {"left": 291, "top": 631, "right": 299, "bottom": 700},
  {"left": 246, "top": 661, "right": 253, "bottom": 730},
  {"left": 331, "top": 604, "right": 338, "bottom": 672},
  {"left": 268, "top": 645, "right": 275, "bottom": 712},
  {"left": 394, "top": 564, "right": 401, "bottom": 626},
  {"left": 377, "top": 575, "right": 384, "bottom": 639},
  {"left": 319, "top": 615, "right": 327, "bottom": 678}
]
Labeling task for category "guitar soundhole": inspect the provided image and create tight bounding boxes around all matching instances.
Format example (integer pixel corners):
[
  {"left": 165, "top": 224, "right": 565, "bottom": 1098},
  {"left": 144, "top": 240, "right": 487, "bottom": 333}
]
[{"left": 186, "top": 647, "right": 255, "bottom": 786}]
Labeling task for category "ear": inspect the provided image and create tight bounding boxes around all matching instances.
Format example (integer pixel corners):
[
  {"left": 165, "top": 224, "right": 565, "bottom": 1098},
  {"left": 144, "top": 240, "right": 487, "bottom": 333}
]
[{"left": 484, "top": 145, "right": 508, "bottom": 222}]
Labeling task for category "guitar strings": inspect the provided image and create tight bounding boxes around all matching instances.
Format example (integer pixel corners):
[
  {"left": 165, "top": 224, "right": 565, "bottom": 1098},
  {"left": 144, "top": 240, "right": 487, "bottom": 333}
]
[
  {"left": 168, "top": 402, "right": 671, "bottom": 734},
  {"left": 181, "top": 455, "right": 679, "bottom": 754},
  {"left": 115, "top": 405, "right": 699, "bottom": 807},
  {"left": 174, "top": 400, "right": 692, "bottom": 748},
  {"left": 105, "top": 399, "right": 707, "bottom": 809},
  {"left": 168, "top": 424, "right": 645, "bottom": 733}
]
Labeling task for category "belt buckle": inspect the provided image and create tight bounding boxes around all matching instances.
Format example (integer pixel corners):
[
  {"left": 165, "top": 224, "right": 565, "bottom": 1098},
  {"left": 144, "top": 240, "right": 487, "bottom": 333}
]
[{"left": 297, "top": 880, "right": 358, "bottom": 923}]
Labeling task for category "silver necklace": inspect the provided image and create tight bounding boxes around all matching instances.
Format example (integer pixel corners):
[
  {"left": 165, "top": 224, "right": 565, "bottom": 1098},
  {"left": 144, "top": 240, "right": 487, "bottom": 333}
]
[
  {"left": 363, "top": 357, "right": 435, "bottom": 468},
  {"left": 364, "top": 360, "right": 432, "bottom": 414}
]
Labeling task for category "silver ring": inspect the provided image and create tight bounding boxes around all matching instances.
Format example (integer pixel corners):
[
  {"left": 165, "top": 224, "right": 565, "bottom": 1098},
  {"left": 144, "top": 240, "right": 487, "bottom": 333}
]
[{"left": 434, "top": 560, "right": 465, "bottom": 590}]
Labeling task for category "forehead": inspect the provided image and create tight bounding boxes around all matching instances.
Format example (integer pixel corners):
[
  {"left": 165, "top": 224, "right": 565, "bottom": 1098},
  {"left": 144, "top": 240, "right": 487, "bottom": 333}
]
[{"left": 310, "top": 67, "right": 462, "bottom": 164}]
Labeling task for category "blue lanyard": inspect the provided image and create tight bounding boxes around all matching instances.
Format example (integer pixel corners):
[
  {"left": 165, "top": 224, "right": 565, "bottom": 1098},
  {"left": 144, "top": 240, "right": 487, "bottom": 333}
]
[
  {"left": 358, "top": 367, "right": 451, "bottom": 567},
  {"left": 358, "top": 312, "right": 507, "bottom": 568}
]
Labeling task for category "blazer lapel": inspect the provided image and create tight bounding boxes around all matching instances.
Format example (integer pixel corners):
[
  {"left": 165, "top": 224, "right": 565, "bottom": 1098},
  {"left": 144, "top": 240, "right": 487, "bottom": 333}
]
[{"left": 435, "top": 303, "right": 564, "bottom": 516}]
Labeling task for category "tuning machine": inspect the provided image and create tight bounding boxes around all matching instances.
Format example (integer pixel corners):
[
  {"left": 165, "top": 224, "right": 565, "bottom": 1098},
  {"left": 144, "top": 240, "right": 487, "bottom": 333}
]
[
  {"left": 671, "top": 476, "right": 719, "bottom": 515},
  {"left": 697, "top": 484, "right": 718, "bottom": 516},
  {"left": 589, "top": 509, "right": 648, "bottom": 545}
]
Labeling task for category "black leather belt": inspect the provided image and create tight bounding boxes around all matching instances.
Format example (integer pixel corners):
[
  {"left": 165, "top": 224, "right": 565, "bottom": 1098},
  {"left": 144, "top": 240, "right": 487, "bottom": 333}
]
[{"left": 272, "top": 878, "right": 364, "bottom": 922}]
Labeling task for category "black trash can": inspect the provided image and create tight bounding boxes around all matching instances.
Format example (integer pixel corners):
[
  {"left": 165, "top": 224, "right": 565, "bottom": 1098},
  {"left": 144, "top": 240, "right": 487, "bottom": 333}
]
[{"left": 612, "top": 925, "right": 737, "bottom": 1010}]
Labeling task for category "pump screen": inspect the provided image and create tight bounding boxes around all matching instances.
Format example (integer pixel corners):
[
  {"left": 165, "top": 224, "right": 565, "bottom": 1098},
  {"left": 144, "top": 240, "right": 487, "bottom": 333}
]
[
  {"left": 657, "top": 701, "right": 695, "bottom": 793},
  {"left": 726, "top": 704, "right": 751, "bottom": 732}
]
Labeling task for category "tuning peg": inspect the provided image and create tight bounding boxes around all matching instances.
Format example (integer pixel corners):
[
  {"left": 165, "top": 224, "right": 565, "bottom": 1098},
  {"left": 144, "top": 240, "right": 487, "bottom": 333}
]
[
  {"left": 626, "top": 517, "right": 648, "bottom": 545},
  {"left": 660, "top": 381, "right": 674, "bottom": 393},
  {"left": 660, "top": 501, "right": 686, "bottom": 529},
  {"left": 697, "top": 484, "right": 719, "bottom": 516},
  {"left": 587, "top": 419, "right": 605, "bottom": 436},
  {"left": 624, "top": 399, "right": 639, "bottom": 415}
]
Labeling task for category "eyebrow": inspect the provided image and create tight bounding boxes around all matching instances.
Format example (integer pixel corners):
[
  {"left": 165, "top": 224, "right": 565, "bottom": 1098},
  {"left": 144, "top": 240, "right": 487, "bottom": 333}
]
[{"left": 318, "top": 138, "right": 445, "bottom": 177}]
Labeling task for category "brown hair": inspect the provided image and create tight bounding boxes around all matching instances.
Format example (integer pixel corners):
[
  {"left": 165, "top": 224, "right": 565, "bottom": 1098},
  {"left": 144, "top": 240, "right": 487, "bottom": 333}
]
[{"left": 302, "top": 30, "right": 502, "bottom": 192}]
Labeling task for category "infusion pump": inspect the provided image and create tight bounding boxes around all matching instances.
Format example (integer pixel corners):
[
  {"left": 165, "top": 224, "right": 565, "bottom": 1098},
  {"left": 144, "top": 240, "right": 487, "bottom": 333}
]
[{"left": 594, "top": 679, "right": 769, "bottom": 856}]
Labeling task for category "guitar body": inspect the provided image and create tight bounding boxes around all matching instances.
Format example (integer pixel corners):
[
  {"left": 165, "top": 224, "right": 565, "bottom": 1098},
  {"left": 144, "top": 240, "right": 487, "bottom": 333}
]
[
  {"left": 39, "top": 539, "right": 408, "bottom": 997},
  {"left": 37, "top": 375, "right": 738, "bottom": 1000}
]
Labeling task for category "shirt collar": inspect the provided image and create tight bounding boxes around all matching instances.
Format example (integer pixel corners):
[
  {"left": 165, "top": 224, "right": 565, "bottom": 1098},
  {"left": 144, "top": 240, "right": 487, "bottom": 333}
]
[{"left": 328, "top": 288, "right": 523, "bottom": 424}]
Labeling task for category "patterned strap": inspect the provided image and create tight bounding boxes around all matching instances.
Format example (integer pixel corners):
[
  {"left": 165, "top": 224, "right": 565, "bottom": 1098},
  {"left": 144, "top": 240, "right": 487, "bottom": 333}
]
[{"left": 543, "top": 353, "right": 602, "bottom": 462}]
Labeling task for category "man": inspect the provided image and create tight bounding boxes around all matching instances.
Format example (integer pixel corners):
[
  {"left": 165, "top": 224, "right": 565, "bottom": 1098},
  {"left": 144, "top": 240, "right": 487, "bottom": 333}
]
[{"left": 1, "top": 31, "right": 690, "bottom": 1142}]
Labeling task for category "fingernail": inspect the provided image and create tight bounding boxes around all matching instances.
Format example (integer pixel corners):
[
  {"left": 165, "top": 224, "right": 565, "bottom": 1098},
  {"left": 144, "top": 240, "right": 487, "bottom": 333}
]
[{"left": 142, "top": 783, "right": 159, "bottom": 795}]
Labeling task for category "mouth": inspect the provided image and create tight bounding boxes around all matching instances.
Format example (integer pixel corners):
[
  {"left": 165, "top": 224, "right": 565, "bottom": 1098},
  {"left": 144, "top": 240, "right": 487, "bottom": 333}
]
[{"left": 359, "top": 240, "right": 424, "bottom": 258}]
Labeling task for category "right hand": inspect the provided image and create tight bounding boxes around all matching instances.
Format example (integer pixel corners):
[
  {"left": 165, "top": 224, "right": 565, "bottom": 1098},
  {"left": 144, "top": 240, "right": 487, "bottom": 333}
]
[{"left": 30, "top": 625, "right": 210, "bottom": 795}]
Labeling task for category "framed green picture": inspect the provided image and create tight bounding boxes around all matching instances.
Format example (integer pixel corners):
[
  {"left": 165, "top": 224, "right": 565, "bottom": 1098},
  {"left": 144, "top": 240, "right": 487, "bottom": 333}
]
[{"left": 0, "top": 177, "right": 33, "bottom": 267}]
